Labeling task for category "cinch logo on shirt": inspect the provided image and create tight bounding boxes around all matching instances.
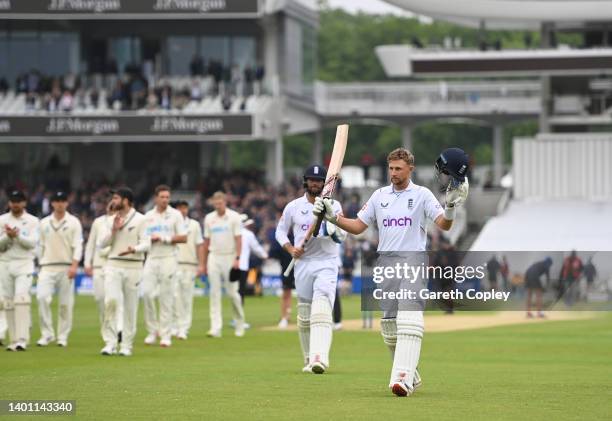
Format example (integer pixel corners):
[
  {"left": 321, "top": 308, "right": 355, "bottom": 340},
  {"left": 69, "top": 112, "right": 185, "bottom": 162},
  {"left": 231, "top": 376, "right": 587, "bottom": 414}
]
[
  {"left": 300, "top": 224, "right": 309, "bottom": 231},
  {"left": 382, "top": 216, "right": 412, "bottom": 227}
]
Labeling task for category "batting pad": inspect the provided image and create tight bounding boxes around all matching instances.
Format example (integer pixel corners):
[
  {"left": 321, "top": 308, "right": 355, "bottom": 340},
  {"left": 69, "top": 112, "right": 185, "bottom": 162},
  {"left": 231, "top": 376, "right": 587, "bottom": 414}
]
[
  {"left": 297, "top": 301, "right": 311, "bottom": 363},
  {"left": 14, "top": 293, "right": 31, "bottom": 344},
  {"left": 390, "top": 311, "right": 424, "bottom": 388},
  {"left": 309, "top": 296, "right": 333, "bottom": 367},
  {"left": 380, "top": 317, "right": 397, "bottom": 359}
]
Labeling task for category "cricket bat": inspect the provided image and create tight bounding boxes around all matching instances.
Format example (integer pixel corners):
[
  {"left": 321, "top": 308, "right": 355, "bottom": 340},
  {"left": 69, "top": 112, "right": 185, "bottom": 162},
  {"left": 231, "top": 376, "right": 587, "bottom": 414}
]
[{"left": 284, "top": 124, "right": 349, "bottom": 277}]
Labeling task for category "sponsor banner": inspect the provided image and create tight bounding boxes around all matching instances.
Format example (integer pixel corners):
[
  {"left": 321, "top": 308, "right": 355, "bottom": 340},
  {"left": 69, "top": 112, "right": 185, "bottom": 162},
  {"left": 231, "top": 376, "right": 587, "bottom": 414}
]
[
  {"left": 0, "top": 0, "right": 259, "bottom": 17},
  {"left": 0, "top": 115, "right": 252, "bottom": 138},
  {"left": 361, "top": 251, "right": 612, "bottom": 311}
]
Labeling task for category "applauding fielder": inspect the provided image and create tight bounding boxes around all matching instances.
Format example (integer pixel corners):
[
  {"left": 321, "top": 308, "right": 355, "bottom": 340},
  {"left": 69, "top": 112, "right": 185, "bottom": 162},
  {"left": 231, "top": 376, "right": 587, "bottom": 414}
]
[{"left": 0, "top": 190, "right": 39, "bottom": 351}]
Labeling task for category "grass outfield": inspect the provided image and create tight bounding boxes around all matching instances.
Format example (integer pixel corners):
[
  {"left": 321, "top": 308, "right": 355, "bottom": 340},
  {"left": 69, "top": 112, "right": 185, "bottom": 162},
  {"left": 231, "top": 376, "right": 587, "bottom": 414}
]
[{"left": 2, "top": 295, "right": 611, "bottom": 420}]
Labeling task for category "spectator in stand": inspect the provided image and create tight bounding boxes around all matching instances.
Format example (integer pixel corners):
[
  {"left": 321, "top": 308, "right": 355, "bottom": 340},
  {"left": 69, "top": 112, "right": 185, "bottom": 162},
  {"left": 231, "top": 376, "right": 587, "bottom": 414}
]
[
  {"left": 231, "top": 64, "right": 242, "bottom": 96},
  {"left": 190, "top": 80, "right": 203, "bottom": 101},
  {"left": 209, "top": 60, "right": 223, "bottom": 95},
  {"left": 59, "top": 90, "right": 75, "bottom": 112},
  {"left": 0, "top": 77, "right": 8, "bottom": 95},
  {"left": 244, "top": 65, "right": 254, "bottom": 96},
  {"left": 90, "top": 89, "right": 100, "bottom": 109},
  {"left": 62, "top": 72, "right": 78, "bottom": 92},
  {"left": 108, "top": 80, "right": 126, "bottom": 110},
  {"left": 129, "top": 74, "right": 147, "bottom": 110},
  {"left": 27, "top": 69, "right": 41, "bottom": 93},
  {"left": 146, "top": 88, "right": 159, "bottom": 110},
  {"left": 190, "top": 54, "right": 205, "bottom": 76},
  {"left": 159, "top": 85, "right": 172, "bottom": 110}
]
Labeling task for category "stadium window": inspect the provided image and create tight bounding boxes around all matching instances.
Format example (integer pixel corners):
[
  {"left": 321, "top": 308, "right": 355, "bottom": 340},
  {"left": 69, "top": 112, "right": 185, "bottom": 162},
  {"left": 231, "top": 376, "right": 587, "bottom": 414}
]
[
  {"left": 168, "top": 36, "right": 197, "bottom": 76},
  {"left": 231, "top": 36, "right": 256, "bottom": 70},
  {"left": 109, "top": 37, "right": 142, "bottom": 76},
  {"left": 201, "top": 36, "right": 231, "bottom": 69},
  {"left": 7, "top": 31, "right": 39, "bottom": 82},
  {"left": 39, "top": 32, "right": 80, "bottom": 78}
]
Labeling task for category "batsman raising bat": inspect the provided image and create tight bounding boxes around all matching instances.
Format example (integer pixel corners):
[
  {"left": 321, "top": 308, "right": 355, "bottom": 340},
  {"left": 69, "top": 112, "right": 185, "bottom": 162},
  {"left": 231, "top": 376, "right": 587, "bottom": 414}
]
[
  {"left": 313, "top": 147, "right": 469, "bottom": 397},
  {"left": 275, "top": 125, "right": 349, "bottom": 374}
]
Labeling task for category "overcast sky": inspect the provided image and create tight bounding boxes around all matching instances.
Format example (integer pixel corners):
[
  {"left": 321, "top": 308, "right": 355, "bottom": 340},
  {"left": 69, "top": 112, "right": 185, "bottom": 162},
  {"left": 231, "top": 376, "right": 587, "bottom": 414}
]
[{"left": 326, "top": 0, "right": 412, "bottom": 16}]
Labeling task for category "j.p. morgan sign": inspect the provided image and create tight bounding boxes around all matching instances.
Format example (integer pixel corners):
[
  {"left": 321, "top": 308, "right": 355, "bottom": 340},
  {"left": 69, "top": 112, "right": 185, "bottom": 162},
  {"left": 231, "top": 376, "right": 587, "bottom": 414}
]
[
  {"left": 0, "top": 0, "right": 259, "bottom": 17},
  {"left": 0, "top": 115, "right": 253, "bottom": 139}
]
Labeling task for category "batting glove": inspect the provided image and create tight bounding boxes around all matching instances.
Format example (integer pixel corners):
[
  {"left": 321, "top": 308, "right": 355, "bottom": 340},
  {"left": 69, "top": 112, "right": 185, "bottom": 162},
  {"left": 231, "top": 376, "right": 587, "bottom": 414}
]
[
  {"left": 313, "top": 197, "right": 338, "bottom": 224},
  {"left": 444, "top": 177, "right": 469, "bottom": 220},
  {"left": 445, "top": 177, "right": 469, "bottom": 208}
]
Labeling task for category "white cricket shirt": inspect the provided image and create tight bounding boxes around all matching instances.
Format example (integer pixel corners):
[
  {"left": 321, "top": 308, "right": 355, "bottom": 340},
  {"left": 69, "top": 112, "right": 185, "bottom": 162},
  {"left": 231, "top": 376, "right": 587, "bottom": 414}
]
[
  {"left": 275, "top": 194, "right": 342, "bottom": 260},
  {"left": 0, "top": 211, "right": 40, "bottom": 261},
  {"left": 39, "top": 212, "right": 83, "bottom": 268},
  {"left": 239, "top": 228, "right": 268, "bottom": 271},
  {"left": 144, "top": 206, "right": 187, "bottom": 258},
  {"left": 177, "top": 217, "right": 204, "bottom": 265},
  {"left": 357, "top": 182, "right": 443, "bottom": 252},
  {"left": 203, "top": 208, "right": 242, "bottom": 255}
]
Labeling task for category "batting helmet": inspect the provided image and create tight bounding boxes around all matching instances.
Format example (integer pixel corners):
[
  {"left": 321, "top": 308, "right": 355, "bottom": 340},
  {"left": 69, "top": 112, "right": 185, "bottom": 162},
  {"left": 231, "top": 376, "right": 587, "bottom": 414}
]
[{"left": 435, "top": 148, "right": 469, "bottom": 183}]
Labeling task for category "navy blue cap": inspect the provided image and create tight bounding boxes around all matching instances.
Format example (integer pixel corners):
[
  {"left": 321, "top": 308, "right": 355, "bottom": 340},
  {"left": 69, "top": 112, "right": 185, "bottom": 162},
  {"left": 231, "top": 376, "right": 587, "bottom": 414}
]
[
  {"left": 8, "top": 190, "right": 26, "bottom": 202},
  {"left": 51, "top": 191, "right": 68, "bottom": 202}
]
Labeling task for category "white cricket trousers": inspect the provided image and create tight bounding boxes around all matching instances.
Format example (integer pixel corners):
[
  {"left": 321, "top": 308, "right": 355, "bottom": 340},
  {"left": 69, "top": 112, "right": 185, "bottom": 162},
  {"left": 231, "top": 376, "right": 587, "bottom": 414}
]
[
  {"left": 93, "top": 267, "right": 106, "bottom": 325},
  {"left": 0, "top": 261, "right": 6, "bottom": 341},
  {"left": 93, "top": 266, "right": 123, "bottom": 336},
  {"left": 294, "top": 258, "right": 338, "bottom": 304},
  {"left": 103, "top": 265, "right": 141, "bottom": 350},
  {"left": 0, "top": 259, "right": 33, "bottom": 345},
  {"left": 208, "top": 253, "right": 244, "bottom": 332},
  {"left": 174, "top": 264, "right": 197, "bottom": 335},
  {"left": 37, "top": 268, "right": 74, "bottom": 342},
  {"left": 142, "top": 256, "right": 177, "bottom": 341}
]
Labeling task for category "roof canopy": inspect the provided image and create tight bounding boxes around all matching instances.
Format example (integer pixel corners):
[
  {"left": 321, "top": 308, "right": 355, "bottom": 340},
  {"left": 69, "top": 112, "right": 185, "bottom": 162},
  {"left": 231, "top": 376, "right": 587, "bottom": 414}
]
[{"left": 384, "top": 0, "right": 612, "bottom": 29}]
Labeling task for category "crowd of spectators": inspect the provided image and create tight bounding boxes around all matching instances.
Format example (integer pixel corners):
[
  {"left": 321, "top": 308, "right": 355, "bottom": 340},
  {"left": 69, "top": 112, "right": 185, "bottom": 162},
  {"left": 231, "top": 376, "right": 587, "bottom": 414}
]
[{"left": 1, "top": 59, "right": 265, "bottom": 114}]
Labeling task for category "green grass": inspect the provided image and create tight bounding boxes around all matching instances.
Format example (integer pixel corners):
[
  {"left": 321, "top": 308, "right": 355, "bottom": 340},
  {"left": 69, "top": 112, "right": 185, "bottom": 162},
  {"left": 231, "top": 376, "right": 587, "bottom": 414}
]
[{"left": 1, "top": 295, "right": 611, "bottom": 420}]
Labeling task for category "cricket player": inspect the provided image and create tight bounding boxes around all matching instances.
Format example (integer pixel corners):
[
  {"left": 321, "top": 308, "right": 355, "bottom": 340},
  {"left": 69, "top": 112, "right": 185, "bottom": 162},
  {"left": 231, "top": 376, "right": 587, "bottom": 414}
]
[
  {"left": 37, "top": 191, "right": 83, "bottom": 347},
  {"left": 98, "top": 187, "right": 151, "bottom": 356},
  {"left": 84, "top": 201, "right": 116, "bottom": 328},
  {"left": 275, "top": 165, "right": 346, "bottom": 374},
  {"left": 235, "top": 215, "right": 268, "bottom": 302},
  {"left": 141, "top": 185, "right": 187, "bottom": 347},
  {"left": 202, "top": 191, "right": 244, "bottom": 338},
  {"left": 0, "top": 240, "right": 8, "bottom": 345},
  {"left": 314, "top": 147, "right": 469, "bottom": 396},
  {"left": 172, "top": 200, "right": 204, "bottom": 340},
  {"left": 0, "top": 190, "right": 40, "bottom": 351}
]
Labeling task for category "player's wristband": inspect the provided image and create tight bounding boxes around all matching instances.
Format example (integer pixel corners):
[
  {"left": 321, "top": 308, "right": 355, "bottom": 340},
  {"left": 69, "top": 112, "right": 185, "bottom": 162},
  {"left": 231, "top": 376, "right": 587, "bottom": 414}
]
[
  {"left": 444, "top": 206, "right": 456, "bottom": 220},
  {"left": 162, "top": 235, "right": 172, "bottom": 244}
]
